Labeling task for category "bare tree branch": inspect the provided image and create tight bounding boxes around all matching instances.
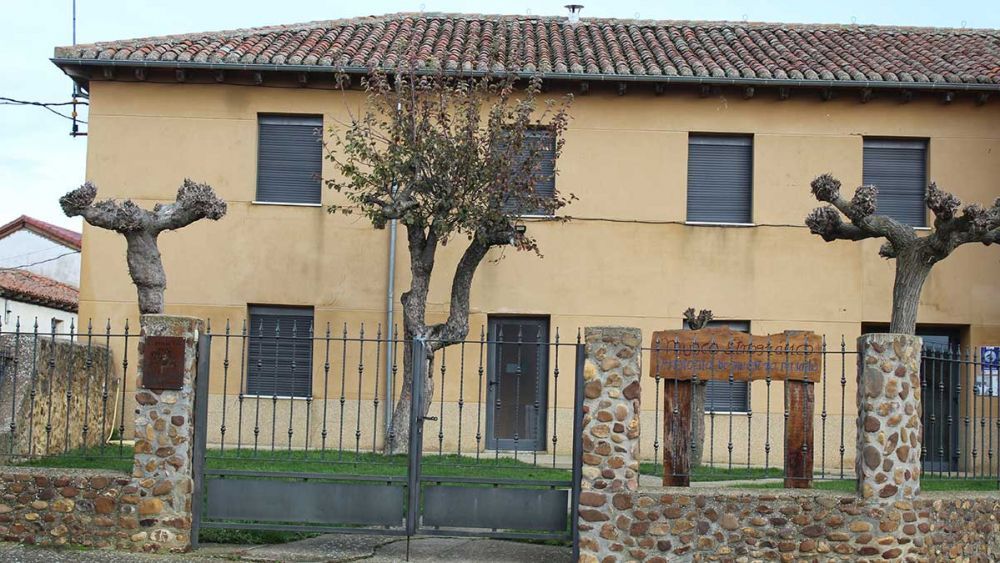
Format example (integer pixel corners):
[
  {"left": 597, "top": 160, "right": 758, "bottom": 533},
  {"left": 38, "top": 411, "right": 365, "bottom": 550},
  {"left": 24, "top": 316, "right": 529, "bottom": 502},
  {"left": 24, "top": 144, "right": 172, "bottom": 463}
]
[
  {"left": 60, "top": 180, "right": 227, "bottom": 314},
  {"left": 683, "top": 308, "right": 714, "bottom": 330},
  {"left": 806, "top": 173, "right": 998, "bottom": 334}
]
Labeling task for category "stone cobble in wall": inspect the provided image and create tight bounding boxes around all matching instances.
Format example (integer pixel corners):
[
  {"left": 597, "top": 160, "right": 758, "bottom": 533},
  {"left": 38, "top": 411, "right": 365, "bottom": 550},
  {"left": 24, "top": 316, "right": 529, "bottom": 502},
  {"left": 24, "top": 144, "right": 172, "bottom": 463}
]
[{"left": 0, "top": 468, "right": 140, "bottom": 550}]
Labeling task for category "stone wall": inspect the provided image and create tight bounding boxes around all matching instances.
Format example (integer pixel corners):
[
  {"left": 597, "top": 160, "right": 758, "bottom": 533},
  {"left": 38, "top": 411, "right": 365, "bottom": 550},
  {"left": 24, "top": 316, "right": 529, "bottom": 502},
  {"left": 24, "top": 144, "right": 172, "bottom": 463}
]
[
  {"left": 0, "top": 467, "right": 145, "bottom": 549},
  {"left": 581, "top": 488, "right": 1000, "bottom": 562},
  {"left": 0, "top": 335, "right": 120, "bottom": 457},
  {"left": 578, "top": 326, "right": 1000, "bottom": 563}
]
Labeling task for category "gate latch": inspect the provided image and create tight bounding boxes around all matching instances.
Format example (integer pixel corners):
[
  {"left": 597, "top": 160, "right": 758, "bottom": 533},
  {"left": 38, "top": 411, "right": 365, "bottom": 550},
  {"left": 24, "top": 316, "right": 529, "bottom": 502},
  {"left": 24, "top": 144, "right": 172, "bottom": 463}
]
[{"left": 423, "top": 416, "right": 438, "bottom": 422}]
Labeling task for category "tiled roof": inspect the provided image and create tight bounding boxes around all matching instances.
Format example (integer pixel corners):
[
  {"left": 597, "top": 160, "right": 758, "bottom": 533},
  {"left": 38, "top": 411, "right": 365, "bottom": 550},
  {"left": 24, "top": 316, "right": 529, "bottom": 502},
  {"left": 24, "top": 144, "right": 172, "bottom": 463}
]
[
  {"left": 53, "top": 13, "right": 1000, "bottom": 89},
  {"left": 0, "top": 215, "right": 82, "bottom": 251},
  {"left": 0, "top": 269, "right": 79, "bottom": 313}
]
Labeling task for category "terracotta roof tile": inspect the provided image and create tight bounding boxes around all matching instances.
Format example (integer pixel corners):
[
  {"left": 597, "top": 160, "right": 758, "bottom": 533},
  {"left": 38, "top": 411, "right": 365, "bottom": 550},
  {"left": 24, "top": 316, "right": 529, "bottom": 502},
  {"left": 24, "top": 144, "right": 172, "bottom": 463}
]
[
  {"left": 0, "top": 216, "right": 82, "bottom": 251},
  {"left": 53, "top": 13, "right": 1000, "bottom": 88},
  {"left": 0, "top": 269, "right": 79, "bottom": 313}
]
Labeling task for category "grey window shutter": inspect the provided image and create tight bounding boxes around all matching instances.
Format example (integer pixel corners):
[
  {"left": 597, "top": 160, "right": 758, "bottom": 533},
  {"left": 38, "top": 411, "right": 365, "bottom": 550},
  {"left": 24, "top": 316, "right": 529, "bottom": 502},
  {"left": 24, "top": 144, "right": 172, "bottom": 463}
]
[
  {"left": 505, "top": 129, "right": 556, "bottom": 215},
  {"left": 863, "top": 139, "right": 927, "bottom": 227},
  {"left": 687, "top": 135, "right": 753, "bottom": 223},
  {"left": 247, "top": 306, "right": 314, "bottom": 398},
  {"left": 256, "top": 115, "right": 323, "bottom": 204},
  {"left": 704, "top": 380, "right": 750, "bottom": 413}
]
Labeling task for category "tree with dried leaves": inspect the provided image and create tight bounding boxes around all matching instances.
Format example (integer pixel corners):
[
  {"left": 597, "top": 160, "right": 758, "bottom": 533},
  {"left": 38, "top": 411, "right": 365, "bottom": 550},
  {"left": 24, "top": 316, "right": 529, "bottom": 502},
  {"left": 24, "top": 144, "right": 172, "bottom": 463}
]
[
  {"left": 325, "top": 70, "right": 572, "bottom": 453},
  {"left": 683, "top": 307, "right": 714, "bottom": 467},
  {"left": 806, "top": 174, "right": 999, "bottom": 334},
  {"left": 60, "top": 180, "right": 227, "bottom": 315}
]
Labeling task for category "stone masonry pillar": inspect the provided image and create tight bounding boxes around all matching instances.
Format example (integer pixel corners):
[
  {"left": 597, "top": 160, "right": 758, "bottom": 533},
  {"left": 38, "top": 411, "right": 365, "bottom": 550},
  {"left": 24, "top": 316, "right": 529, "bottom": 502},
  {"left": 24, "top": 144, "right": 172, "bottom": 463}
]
[
  {"left": 857, "top": 334, "right": 923, "bottom": 502},
  {"left": 131, "top": 315, "right": 203, "bottom": 551},
  {"left": 578, "top": 327, "right": 642, "bottom": 563}
]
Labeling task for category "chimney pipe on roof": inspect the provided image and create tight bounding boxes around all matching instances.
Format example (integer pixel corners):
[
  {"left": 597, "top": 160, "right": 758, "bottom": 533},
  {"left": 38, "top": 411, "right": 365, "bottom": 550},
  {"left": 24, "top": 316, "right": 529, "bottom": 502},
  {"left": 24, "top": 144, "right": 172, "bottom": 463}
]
[{"left": 565, "top": 4, "right": 583, "bottom": 24}]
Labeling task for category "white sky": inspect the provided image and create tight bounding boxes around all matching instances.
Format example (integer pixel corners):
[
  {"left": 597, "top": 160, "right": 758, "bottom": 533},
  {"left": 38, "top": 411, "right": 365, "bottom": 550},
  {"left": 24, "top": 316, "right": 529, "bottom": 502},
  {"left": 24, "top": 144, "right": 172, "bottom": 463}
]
[{"left": 1, "top": 0, "right": 997, "bottom": 231}]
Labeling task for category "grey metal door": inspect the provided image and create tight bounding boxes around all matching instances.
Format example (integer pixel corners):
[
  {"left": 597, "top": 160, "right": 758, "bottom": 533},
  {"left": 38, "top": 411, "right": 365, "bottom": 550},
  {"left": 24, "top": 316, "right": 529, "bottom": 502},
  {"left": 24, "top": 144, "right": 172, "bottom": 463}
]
[
  {"left": 486, "top": 317, "right": 549, "bottom": 451},
  {"left": 920, "top": 332, "right": 960, "bottom": 473}
]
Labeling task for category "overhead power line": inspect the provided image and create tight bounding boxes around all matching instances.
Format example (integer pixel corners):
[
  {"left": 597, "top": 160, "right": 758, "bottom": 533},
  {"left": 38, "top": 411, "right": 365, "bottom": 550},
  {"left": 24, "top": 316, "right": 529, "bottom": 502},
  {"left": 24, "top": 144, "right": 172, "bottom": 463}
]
[{"left": 0, "top": 96, "right": 88, "bottom": 123}]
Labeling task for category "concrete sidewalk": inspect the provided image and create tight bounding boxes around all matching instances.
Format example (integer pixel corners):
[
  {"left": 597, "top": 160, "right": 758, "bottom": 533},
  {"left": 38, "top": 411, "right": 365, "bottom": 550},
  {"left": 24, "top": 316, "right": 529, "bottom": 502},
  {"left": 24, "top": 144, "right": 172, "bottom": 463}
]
[{"left": 0, "top": 535, "right": 573, "bottom": 562}]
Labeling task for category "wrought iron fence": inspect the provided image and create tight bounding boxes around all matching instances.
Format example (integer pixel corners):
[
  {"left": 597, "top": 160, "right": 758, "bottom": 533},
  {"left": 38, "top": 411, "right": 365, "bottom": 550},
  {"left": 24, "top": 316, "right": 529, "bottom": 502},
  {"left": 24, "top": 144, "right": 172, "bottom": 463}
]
[
  {"left": 200, "top": 319, "right": 582, "bottom": 475},
  {"left": 0, "top": 318, "right": 129, "bottom": 466},
  {"left": 920, "top": 343, "right": 1000, "bottom": 482}
]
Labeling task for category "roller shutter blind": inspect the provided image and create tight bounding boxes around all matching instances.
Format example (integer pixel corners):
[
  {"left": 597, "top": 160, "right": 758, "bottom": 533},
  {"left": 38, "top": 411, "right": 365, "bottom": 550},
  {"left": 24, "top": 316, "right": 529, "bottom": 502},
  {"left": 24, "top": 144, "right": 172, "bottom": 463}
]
[
  {"left": 246, "top": 306, "right": 314, "bottom": 398},
  {"left": 863, "top": 139, "right": 927, "bottom": 227},
  {"left": 687, "top": 135, "right": 753, "bottom": 223},
  {"left": 684, "top": 320, "right": 751, "bottom": 413},
  {"left": 504, "top": 128, "right": 556, "bottom": 215},
  {"left": 256, "top": 115, "right": 323, "bottom": 204}
]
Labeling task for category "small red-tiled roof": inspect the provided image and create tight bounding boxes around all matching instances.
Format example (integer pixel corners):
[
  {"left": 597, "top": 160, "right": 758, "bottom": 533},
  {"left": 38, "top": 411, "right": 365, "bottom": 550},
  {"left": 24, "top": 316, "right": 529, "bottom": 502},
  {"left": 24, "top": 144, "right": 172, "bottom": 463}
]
[
  {"left": 52, "top": 13, "right": 1000, "bottom": 90},
  {"left": 0, "top": 215, "right": 82, "bottom": 251},
  {"left": 0, "top": 269, "right": 79, "bottom": 313}
]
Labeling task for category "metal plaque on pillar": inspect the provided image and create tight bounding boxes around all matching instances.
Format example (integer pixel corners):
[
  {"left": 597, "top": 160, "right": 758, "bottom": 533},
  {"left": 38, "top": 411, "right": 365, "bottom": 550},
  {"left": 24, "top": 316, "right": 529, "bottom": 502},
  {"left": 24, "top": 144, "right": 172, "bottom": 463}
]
[{"left": 142, "top": 336, "right": 186, "bottom": 390}]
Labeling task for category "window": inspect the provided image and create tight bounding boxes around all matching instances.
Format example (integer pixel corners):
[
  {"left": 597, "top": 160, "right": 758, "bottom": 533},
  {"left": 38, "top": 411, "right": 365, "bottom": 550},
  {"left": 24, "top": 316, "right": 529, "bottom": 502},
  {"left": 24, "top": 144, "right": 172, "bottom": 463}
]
[
  {"left": 256, "top": 115, "right": 323, "bottom": 204},
  {"left": 246, "top": 306, "right": 314, "bottom": 398},
  {"left": 684, "top": 319, "right": 751, "bottom": 413},
  {"left": 863, "top": 138, "right": 927, "bottom": 227},
  {"left": 687, "top": 135, "right": 753, "bottom": 224},
  {"left": 505, "top": 128, "right": 556, "bottom": 215}
]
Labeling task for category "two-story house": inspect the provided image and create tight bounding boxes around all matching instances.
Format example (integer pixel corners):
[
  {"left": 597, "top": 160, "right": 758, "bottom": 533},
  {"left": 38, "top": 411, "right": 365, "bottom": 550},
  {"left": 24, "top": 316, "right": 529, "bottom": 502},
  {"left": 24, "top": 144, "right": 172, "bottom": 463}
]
[{"left": 51, "top": 12, "right": 1000, "bottom": 470}]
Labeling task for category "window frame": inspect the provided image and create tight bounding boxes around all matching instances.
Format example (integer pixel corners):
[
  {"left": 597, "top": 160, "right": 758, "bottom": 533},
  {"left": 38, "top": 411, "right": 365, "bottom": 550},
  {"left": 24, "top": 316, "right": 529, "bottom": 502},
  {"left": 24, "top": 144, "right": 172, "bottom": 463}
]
[
  {"left": 686, "top": 133, "right": 755, "bottom": 226},
  {"left": 245, "top": 305, "right": 315, "bottom": 399},
  {"left": 254, "top": 114, "right": 324, "bottom": 206},
  {"left": 862, "top": 137, "right": 929, "bottom": 228},
  {"left": 505, "top": 126, "right": 558, "bottom": 218}
]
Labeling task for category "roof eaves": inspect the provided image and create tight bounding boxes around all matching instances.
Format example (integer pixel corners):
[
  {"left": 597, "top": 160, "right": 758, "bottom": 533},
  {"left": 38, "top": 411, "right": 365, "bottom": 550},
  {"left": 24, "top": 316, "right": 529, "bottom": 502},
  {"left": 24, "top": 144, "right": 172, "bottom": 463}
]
[{"left": 50, "top": 57, "right": 1000, "bottom": 93}]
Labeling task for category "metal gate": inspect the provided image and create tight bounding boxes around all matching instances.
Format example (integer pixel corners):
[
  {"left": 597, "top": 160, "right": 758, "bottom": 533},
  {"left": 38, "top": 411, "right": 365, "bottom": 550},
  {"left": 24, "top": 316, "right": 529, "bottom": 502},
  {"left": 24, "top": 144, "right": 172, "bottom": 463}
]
[{"left": 190, "top": 324, "right": 583, "bottom": 552}]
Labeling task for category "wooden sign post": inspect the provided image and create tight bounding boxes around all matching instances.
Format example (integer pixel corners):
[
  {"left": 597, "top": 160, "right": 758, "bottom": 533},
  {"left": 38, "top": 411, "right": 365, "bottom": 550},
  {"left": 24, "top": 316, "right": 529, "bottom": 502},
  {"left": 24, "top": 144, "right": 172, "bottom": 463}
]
[{"left": 650, "top": 328, "right": 821, "bottom": 488}]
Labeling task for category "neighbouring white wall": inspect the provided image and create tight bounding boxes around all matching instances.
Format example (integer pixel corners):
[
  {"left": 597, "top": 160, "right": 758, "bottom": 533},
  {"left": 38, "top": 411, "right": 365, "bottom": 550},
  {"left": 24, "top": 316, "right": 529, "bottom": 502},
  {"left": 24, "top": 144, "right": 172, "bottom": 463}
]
[
  {"left": 0, "top": 230, "right": 80, "bottom": 287},
  {"left": 1, "top": 298, "right": 77, "bottom": 335}
]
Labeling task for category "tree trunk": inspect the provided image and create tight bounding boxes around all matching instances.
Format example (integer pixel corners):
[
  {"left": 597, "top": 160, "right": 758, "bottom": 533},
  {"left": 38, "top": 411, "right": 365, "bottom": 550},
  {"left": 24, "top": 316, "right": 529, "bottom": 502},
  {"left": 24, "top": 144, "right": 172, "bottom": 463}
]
[
  {"left": 384, "top": 325, "right": 435, "bottom": 455},
  {"left": 124, "top": 232, "right": 166, "bottom": 315},
  {"left": 889, "top": 251, "right": 934, "bottom": 335},
  {"left": 691, "top": 381, "right": 707, "bottom": 467}
]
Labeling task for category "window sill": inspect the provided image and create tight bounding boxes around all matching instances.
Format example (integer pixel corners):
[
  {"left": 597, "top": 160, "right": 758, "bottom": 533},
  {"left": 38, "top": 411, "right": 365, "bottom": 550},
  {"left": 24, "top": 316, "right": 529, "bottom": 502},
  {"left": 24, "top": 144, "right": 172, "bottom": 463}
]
[
  {"left": 240, "top": 394, "right": 313, "bottom": 401},
  {"left": 251, "top": 201, "right": 323, "bottom": 208},
  {"left": 685, "top": 221, "right": 756, "bottom": 227},
  {"left": 913, "top": 226, "right": 931, "bottom": 231},
  {"left": 517, "top": 214, "right": 557, "bottom": 219}
]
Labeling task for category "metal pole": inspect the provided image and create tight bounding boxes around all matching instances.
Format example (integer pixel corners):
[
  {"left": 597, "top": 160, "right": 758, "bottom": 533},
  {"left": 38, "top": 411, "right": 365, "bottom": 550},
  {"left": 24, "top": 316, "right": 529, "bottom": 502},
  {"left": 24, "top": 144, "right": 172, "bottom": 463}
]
[
  {"left": 190, "top": 333, "right": 212, "bottom": 549},
  {"left": 406, "top": 337, "right": 425, "bottom": 537},
  {"left": 570, "top": 342, "right": 585, "bottom": 561}
]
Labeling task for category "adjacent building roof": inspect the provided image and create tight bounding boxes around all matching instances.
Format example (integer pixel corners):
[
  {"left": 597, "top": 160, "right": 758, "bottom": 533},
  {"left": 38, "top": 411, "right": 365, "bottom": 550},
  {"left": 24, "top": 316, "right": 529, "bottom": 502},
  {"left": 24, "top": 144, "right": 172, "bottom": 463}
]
[
  {"left": 53, "top": 13, "right": 1000, "bottom": 90},
  {"left": 0, "top": 269, "right": 79, "bottom": 313},
  {"left": 0, "top": 215, "right": 82, "bottom": 251}
]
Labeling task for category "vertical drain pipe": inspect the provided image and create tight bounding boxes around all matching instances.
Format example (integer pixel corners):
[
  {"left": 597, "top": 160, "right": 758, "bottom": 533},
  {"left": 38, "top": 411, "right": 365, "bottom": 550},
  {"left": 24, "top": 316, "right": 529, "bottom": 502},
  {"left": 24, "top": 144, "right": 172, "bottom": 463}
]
[{"left": 384, "top": 206, "right": 398, "bottom": 439}]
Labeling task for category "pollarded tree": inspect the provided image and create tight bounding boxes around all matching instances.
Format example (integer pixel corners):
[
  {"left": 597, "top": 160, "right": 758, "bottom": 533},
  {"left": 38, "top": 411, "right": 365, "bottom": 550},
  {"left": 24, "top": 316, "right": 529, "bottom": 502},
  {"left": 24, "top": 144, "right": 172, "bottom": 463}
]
[
  {"left": 806, "top": 174, "right": 999, "bottom": 334},
  {"left": 60, "top": 180, "right": 227, "bottom": 314},
  {"left": 682, "top": 307, "right": 713, "bottom": 467},
  {"left": 325, "top": 69, "right": 572, "bottom": 453}
]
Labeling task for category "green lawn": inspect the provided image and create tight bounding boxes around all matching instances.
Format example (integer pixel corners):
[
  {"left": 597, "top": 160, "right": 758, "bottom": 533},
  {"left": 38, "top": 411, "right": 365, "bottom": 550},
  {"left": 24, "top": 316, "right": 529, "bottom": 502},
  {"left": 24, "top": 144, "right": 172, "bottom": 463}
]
[
  {"left": 639, "top": 462, "right": 785, "bottom": 481},
  {"left": 15, "top": 445, "right": 569, "bottom": 481},
  {"left": 740, "top": 477, "right": 999, "bottom": 492}
]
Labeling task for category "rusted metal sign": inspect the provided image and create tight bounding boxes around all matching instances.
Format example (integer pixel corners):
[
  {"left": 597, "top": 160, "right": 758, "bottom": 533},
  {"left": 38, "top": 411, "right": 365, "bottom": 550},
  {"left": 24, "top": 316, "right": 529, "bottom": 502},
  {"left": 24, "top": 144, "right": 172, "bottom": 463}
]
[
  {"left": 649, "top": 327, "right": 822, "bottom": 383},
  {"left": 141, "top": 336, "right": 186, "bottom": 390}
]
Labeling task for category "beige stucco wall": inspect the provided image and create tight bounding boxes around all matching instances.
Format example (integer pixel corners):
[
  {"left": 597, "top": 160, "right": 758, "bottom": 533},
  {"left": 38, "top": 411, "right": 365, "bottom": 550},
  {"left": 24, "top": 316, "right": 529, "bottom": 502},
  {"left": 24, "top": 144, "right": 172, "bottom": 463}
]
[{"left": 77, "top": 81, "right": 1000, "bottom": 465}]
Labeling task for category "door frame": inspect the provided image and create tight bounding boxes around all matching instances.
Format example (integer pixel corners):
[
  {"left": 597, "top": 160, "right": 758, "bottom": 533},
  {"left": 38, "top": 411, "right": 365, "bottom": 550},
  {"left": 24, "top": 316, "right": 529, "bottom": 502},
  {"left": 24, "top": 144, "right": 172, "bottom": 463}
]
[{"left": 485, "top": 315, "right": 550, "bottom": 451}]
